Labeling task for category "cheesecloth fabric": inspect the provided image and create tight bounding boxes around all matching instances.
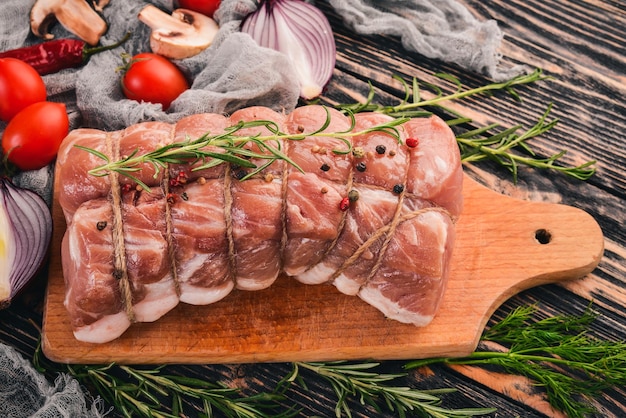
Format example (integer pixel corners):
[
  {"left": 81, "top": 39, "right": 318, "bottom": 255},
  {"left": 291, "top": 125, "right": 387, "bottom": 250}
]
[
  {"left": 0, "top": 0, "right": 509, "bottom": 415},
  {"left": 0, "top": 343, "right": 105, "bottom": 417},
  {"left": 0, "top": 0, "right": 514, "bottom": 132}
]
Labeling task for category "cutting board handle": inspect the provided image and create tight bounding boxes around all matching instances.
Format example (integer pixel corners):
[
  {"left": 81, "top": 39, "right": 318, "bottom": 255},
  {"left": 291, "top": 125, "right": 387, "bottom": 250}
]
[{"left": 429, "top": 175, "right": 605, "bottom": 355}]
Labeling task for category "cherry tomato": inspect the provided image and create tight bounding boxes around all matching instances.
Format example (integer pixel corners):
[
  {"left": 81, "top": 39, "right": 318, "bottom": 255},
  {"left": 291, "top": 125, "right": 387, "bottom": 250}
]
[
  {"left": 2, "top": 102, "right": 69, "bottom": 171},
  {"left": 178, "top": 0, "right": 221, "bottom": 17},
  {"left": 0, "top": 58, "right": 47, "bottom": 122},
  {"left": 121, "top": 53, "right": 190, "bottom": 111}
]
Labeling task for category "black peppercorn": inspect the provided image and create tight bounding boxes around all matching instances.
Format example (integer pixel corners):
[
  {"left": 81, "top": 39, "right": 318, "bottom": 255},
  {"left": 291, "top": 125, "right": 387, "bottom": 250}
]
[
  {"left": 356, "top": 162, "right": 367, "bottom": 172},
  {"left": 393, "top": 184, "right": 405, "bottom": 194},
  {"left": 320, "top": 163, "right": 331, "bottom": 172},
  {"left": 375, "top": 145, "right": 386, "bottom": 154}
]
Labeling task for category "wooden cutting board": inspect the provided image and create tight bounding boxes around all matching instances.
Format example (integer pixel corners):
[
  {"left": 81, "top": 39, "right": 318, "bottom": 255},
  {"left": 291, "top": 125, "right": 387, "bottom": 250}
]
[{"left": 42, "top": 174, "right": 604, "bottom": 364}]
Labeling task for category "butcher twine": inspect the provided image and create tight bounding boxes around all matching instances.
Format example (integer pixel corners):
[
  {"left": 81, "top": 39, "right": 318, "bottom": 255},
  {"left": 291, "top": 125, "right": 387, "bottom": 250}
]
[
  {"left": 326, "top": 128, "right": 456, "bottom": 283},
  {"left": 162, "top": 126, "right": 181, "bottom": 297},
  {"left": 104, "top": 117, "right": 456, "bottom": 311},
  {"left": 106, "top": 132, "right": 135, "bottom": 323},
  {"left": 223, "top": 165, "right": 238, "bottom": 282}
]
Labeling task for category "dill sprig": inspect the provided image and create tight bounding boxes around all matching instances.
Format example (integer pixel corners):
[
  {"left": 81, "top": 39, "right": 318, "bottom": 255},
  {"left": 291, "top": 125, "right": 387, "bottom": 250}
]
[
  {"left": 76, "top": 109, "right": 408, "bottom": 191},
  {"left": 336, "top": 68, "right": 596, "bottom": 181},
  {"left": 279, "top": 361, "right": 496, "bottom": 418},
  {"left": 404, "top": 304, "right": 626, "bottom": 418}
]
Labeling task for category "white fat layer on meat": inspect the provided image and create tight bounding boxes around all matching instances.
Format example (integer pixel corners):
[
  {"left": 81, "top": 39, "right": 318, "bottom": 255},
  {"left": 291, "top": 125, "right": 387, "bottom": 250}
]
[
  {"left": 295, "top": 262, "right": 334, "bottom": 285},
  {"left": 333, "top": 273, "right": 361, "bottom": 295},
  {"left": 236, "top": 274, "right": 278, "bottom": 291},
  {"left": 358, "top": 287, "right": 434, "bottom": 327},
  {"left": 68, "top": 227, "right": 81, "bottom": 267},
  {"left": 176, "top": 253, "right": 209, "bottom": 283},
  {"left": 133, "top": 278, "right": 180, "bottom": 322},
  {"left": 422, "top": 211, "right": 448, "bottom": 257},
  {"left": 179, "top": 280, "right": 234, "bottom": 305},
  {"left": 434, "top": 155, "right": 448, "bottom": 173},
  {"left": 73, "top": 311, "right": 131, "bottom": 344},
  {"left": 413, "top": 153, "right": 450, "bottom": 195}
]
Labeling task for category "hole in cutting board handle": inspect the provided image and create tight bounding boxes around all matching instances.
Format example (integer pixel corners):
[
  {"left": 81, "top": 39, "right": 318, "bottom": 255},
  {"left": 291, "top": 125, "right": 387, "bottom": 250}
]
[{"left": 535, "top": 228, "right": 552, "bottom": 244}]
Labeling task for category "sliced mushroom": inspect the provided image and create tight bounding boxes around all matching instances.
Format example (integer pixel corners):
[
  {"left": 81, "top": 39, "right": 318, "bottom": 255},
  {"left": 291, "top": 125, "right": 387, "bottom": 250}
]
[
  {"left": 138, "top": 5, "right": 219, "bottom": 60},
  {"left": 30, "top": 0, "right": 108, "bottom": 46}
]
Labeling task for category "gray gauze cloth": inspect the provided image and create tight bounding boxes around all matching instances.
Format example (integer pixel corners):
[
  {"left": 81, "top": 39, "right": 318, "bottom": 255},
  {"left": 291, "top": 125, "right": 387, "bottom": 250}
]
[
  {"left": 0, "top": 343, "right": 105, "bottom": 418},
  {"left": 0, "top": 0, "right": 512, "bottom": 132},
  {"left": 329, "top": 0, "right": 520, "bottom": 81},
  {"left": 77, "top": 0, "right": 300, "bottom": 130}
]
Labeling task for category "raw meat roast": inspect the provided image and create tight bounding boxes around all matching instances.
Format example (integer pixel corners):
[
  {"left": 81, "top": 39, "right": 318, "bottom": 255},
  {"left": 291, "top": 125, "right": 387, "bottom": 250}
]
[{"left": 56, "top": 105, "right": 463, "bottom": 343}]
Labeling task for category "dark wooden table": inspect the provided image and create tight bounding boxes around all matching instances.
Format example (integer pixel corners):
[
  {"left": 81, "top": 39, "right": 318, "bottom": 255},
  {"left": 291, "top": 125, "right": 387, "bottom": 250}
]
[{"left": 1, "top": 0, "right": 624, "bottom": 416}]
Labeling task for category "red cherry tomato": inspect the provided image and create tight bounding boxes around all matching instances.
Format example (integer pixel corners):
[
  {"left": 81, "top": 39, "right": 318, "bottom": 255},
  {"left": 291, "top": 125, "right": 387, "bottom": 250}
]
[
  {"left": 2, "top": 102, "right": 69, "bottom": 171},
  {"left": 178, "top": 0, "right": 221, "bottom": 17},
  {"left": 0, "top": 58, "right": 47, "bottom": 122},
  {"left": 121, "top": 53, "right": 190, "bottom": 111}
]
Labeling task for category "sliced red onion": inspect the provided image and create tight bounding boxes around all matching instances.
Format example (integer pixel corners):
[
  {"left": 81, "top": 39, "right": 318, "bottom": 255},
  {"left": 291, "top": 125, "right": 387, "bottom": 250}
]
[
  {"left": 0, "top": 178, "right": 52, "bottom": 308},
  {"left": 241, "top": 0, "right": 336, "bottom": 99}
]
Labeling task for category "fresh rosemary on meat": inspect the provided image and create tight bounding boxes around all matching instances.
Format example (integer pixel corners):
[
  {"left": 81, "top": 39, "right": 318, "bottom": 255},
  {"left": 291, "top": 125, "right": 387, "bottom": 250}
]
[
  {"left": 336, "top": 68, "right": 596, "bottom": 182},
  {"left": 76, "top": 110, "right": 409, "bottom": 191},
  {"left": 78, "top": 68, "right": 596, "bottom": 185}
]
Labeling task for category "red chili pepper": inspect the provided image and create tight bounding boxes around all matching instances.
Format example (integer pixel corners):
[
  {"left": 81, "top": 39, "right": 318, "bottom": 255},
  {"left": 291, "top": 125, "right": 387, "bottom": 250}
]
[
  {"left": 0, "top": 33, "right": 131, "bottom": 75},
  {"left": 406, "top": 137, "right": 419, "bottom": 148}
]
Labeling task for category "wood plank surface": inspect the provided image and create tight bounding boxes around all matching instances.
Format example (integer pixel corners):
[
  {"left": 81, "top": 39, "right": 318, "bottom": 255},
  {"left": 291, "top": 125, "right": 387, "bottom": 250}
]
[
  {"left": 1, "top": 0, "right": 624, "bottom": 416},
  {"left": 42, "top": 174, "right": 604, "bottom": 364}
]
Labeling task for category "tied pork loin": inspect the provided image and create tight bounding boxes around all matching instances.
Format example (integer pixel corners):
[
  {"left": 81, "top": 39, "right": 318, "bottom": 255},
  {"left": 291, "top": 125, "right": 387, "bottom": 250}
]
[{"left": 56, "top": 105, "right": 463, "bottom": 343}]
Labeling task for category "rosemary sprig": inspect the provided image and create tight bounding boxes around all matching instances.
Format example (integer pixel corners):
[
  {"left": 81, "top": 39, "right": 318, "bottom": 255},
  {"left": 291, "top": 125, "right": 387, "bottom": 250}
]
[
  {"left": 78, "top": 68, "right": 596, "bottom": 185},
  {"left": 77, "top": 110, "right": 408, "bottom": 191},
  {"left": 336, "top": 68, "right": 596, "bottom": 181},
  {"left": 404, "top": 304, "right": 626, "bottom": 418},
  {"left": 456, "top": 104, "right": 596, "bottom": 182},
  {"left": 279, "top": 361, "right": 496, "bottom": 418},
  {"left": 32, "top": 305, "right": 625, "bottom": 417},
  {"left": 338, "top": 68, "right": 550, "bottom": 118},
  {"left": 33, "top": 345, "right": 295, "bottom": 418}
]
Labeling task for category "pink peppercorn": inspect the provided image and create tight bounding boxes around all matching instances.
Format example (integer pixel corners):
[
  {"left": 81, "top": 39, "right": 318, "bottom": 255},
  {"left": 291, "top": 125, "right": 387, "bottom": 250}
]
[
  {"left": 339, "top": 197, "right": 350, "bottom": 211},
  {"left": 406, "top": 137, "right": 419, "bottom": 148}
]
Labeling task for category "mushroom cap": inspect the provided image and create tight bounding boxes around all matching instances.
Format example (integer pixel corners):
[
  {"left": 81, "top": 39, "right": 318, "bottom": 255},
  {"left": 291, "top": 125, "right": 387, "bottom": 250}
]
[
  {"left": 30, "top": 0, "right": 108, "bottom": 46},
  {"left": 139, "top": 6, "right": 219, "bottom": 60}
]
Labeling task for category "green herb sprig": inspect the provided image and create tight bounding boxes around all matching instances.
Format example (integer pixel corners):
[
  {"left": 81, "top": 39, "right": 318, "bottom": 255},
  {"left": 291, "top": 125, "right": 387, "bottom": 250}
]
[
  {"left": 338, "top": 68, "right": 550, "bottom": 118},
  {"left": 76, "top": 110, "right": 408, "bottom": 191},
  {"left": 279, "top": 361, "right": 496, "bottom": 418},
  {"left": 34, "top": 305, "right": 625, "bottom": 417},
  {"left": 33, "top": 348, "right": 295, "bottom": 418},
  {"left": 78, "top": 68, "right": 596, "bottom": 186},
  {"left": 456, "top": 104, "right": 596, "bottom": 181},
  {"left": 336, "top": 68, "right": 596, "bottom": 182},
  {"left": 405, "top": 304, "right": 626, "bottom": 418}
]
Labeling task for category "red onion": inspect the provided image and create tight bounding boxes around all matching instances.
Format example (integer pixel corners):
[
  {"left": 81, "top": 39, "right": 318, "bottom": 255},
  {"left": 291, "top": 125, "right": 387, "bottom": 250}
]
[
  {"left": 0, "top": 177, "right": 52, "bottom": 308},
  {"left": 241, "top": 0, "right": 336, "bottom": 99}
]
